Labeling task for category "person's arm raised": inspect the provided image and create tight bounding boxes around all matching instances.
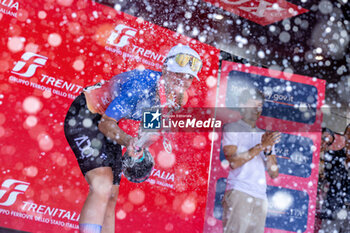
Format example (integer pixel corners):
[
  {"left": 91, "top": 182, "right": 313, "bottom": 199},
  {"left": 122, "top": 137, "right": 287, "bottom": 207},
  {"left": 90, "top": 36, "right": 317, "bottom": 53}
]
[{"left": 223, "top": 131, "right": 281, "bottom": 170}]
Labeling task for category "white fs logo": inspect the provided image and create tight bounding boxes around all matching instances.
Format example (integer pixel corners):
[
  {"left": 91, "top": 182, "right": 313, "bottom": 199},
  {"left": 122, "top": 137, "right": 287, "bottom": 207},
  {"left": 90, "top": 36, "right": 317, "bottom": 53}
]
[
  {"left": 106, "top": 25, "right": 137, "bottom": 47},
  {"left": 0, "top": 179, "right": 30, "bottom": 206},
  {"left": 11, "top": 52, "right": 48, "bottom": 78}
]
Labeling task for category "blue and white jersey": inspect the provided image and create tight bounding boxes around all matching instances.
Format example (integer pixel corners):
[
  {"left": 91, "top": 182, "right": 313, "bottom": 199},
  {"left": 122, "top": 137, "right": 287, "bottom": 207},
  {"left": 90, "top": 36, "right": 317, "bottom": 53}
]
[{"left": 84, "top": 69, "right": 161, "bottom": 121}]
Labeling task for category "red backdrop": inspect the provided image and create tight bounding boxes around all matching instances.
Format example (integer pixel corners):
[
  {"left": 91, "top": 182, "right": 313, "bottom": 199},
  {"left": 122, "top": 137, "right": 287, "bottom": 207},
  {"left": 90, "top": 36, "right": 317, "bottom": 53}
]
[{"left": 0, "top": 1, "right": 220, "bottom": 232}]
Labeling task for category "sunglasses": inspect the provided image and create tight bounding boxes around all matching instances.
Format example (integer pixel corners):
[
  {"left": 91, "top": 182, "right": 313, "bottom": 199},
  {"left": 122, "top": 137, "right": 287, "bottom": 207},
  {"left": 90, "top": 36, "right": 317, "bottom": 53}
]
[{"left": 167, "top": 54, "right": 203, "bottom": 72}]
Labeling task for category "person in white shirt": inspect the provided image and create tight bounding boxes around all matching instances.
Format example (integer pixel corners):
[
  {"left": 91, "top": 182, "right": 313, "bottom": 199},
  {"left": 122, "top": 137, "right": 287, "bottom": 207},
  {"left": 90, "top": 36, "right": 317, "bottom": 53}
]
[{"left": 221, "top": 89, "right": 281, "bottom": 233}]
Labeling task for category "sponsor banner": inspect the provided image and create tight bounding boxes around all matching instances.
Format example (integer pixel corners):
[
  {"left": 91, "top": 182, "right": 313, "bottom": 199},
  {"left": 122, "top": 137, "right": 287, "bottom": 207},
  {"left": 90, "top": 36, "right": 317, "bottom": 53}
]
[
  {"left": 0, "top": 179, "right": 80, "bottom": 232},
  {"left": 212, "top": 180, "right": 310, "bottom": 232},
  {"left": 225, "top": 70, "right": 319, "bottom": 125},
  {"left": 265, "top": 186, "right": 309, "bottom": 232},
  {"left": 202, "top": 0, "right": 309, "bottom": 26},
  {"left": 0, "top": 0, "right": 220, "bottom": 232},
  {"left": 273, "top": 134, "right": 314, "bottom": 178},
  {"left": 217, "top": 61, "right": 325, "bottom": 132},
  {"left": 203, "top": 61, "right": 325, "bottom": 233},
  {"left": 0, "top": 0, "right": 19, "bottom": 18}
]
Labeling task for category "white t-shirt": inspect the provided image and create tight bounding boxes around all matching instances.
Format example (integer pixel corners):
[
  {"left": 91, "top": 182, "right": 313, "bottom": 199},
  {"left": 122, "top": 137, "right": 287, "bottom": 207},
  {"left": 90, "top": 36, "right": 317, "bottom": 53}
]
[{"left": 222, "top": 120, "right": 272, "bottom": 200}]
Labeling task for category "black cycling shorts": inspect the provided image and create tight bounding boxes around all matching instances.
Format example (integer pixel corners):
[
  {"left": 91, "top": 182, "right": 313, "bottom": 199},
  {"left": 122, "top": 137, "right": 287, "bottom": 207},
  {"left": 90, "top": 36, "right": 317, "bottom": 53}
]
[{"left": 64, "top": 93, "right": 122, "bottom": 185}]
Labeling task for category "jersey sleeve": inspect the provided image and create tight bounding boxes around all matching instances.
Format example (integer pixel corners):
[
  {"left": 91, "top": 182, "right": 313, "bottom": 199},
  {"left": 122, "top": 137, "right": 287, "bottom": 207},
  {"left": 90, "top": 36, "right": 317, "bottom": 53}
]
[
  {"left": 104, "top": 69, "right": 160, "bottom": 122},
  {"left": 104, "top": 78, "right": 142, "bottom": 121}
]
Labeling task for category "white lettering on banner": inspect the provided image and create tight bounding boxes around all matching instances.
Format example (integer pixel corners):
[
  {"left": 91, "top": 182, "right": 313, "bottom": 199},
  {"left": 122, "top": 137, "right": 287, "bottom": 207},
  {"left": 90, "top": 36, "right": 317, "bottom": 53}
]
[
  {"left": 104, "top": 46, "right": 163, "bottom": 70},
  {"left": 0, "top": 0, "right": 19, "bottom": 18},
  {"left": 34, "top": 216, "right": 50, "bottom": 223},
  {"left": 10, "top": 52, "right": 80, "bottom": 99},
  {"left": 264, "top": 92, "right": 313, "bottom": 109},
  {"left": 30, "top": 82, "right": 51, "bottom": 92},
  {"left": 66, "top": 222, "right": 79, "bottom": 229},
  {"left": 5, "top": 207, "right": 79, "bottom": 229},
  {"left": 40, "top": 74, "right": 83, "bottom": 93},
  {"left": 142, "top": 58, "right": 162, "bottom": 70},
  {"left": 106, "top": 25, "right": 137, "bottom": 48},
  {"left": 145, "top": 169, "right": 176, "bottom": 189},
  {"left": 21, "top": 201, "right": 80, "bottom": 221},
  {"left": 289, "top": 209, "right": 304, "bottom": 218},
  {"left": 122, "top": 51, "right": 141, "bottom": 62},
  {"left": 145, "top": 178, "right": 174, "bottom": 189},
  {"left": 53, "top": 89, "right": 67, "bottom": 98},
  {"left": 0, "top": 5, "right": 17, "bottom": 17},
  {"left": 275, "top": 147, "right": 289, "bottom": 155},
  {"left": 9, "top": 75, "right": 30, "bottom": 86},
  {"left": 51, "top": 219, "right": 65, "bottom": 227},
  {"left": 156, "top": 180, "right": 174, "bottom": 189},
  {"left": 0, "top": 178, "right": 80, "bottom": 229},
  {"left": 68, "top": 93, "right": 77, "bottom": 100},
  {"left": 9, "top": 76, "right": 77, "bottom": 100},
  {"left": 131, "top": 45, "right": 166, "bottom": 62},
  {"left": 105, "top": 46, "right": 122, "bottom": 55},
  {"left": 10, "top": 210, "right": 33, "bottom": 220},
  {"left": 0, "top": 208, "right": 10, "bottom": 215},
  {"left": 1, "top": 0, "right": 19, "bottom": 10},
  {"left": 151, "top": 169, "right": 175, "bottom": 182},
  {"left": 265, "top": 92, "right": 294, "bottom": 103}
]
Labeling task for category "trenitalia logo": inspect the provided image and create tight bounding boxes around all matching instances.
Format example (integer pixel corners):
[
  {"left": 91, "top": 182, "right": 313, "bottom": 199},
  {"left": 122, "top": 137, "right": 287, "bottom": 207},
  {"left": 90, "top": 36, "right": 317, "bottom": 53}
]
[
  {"left": 106, "top": 25, "right": 137, "bottom": 48},
  {"left": 11, "top": 52, "right": 48, "bottom": 78},
  {"left": 0, "top": 179, "right": 30, "bottom": 207}
]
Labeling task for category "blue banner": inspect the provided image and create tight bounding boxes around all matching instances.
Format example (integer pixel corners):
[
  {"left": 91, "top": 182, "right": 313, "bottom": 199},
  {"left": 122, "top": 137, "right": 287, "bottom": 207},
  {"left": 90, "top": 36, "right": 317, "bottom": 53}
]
[
  {"left": 274, "top": 133, "right": 314, "bottom": 178},
  {"left": 266, "top": 186, "right": 309, "bottom": 232},
  {"left": 225, "top": 70, "right": 318, "bottom": 124},
  {"left": 213, "top": 180, "right": 309, "bottom": 233}
]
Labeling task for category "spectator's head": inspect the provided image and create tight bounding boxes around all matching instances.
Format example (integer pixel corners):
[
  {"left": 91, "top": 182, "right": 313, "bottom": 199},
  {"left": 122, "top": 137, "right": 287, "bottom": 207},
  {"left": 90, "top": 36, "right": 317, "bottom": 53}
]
[
  {"left": 344, "top": 124, "right": 350, "bottom": 138},
  {"left": 321, "top": 128, "right": 335, "bottom": 152},
  {"left": 239, "top": 88, "right": 264, "bottom": 124}
]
